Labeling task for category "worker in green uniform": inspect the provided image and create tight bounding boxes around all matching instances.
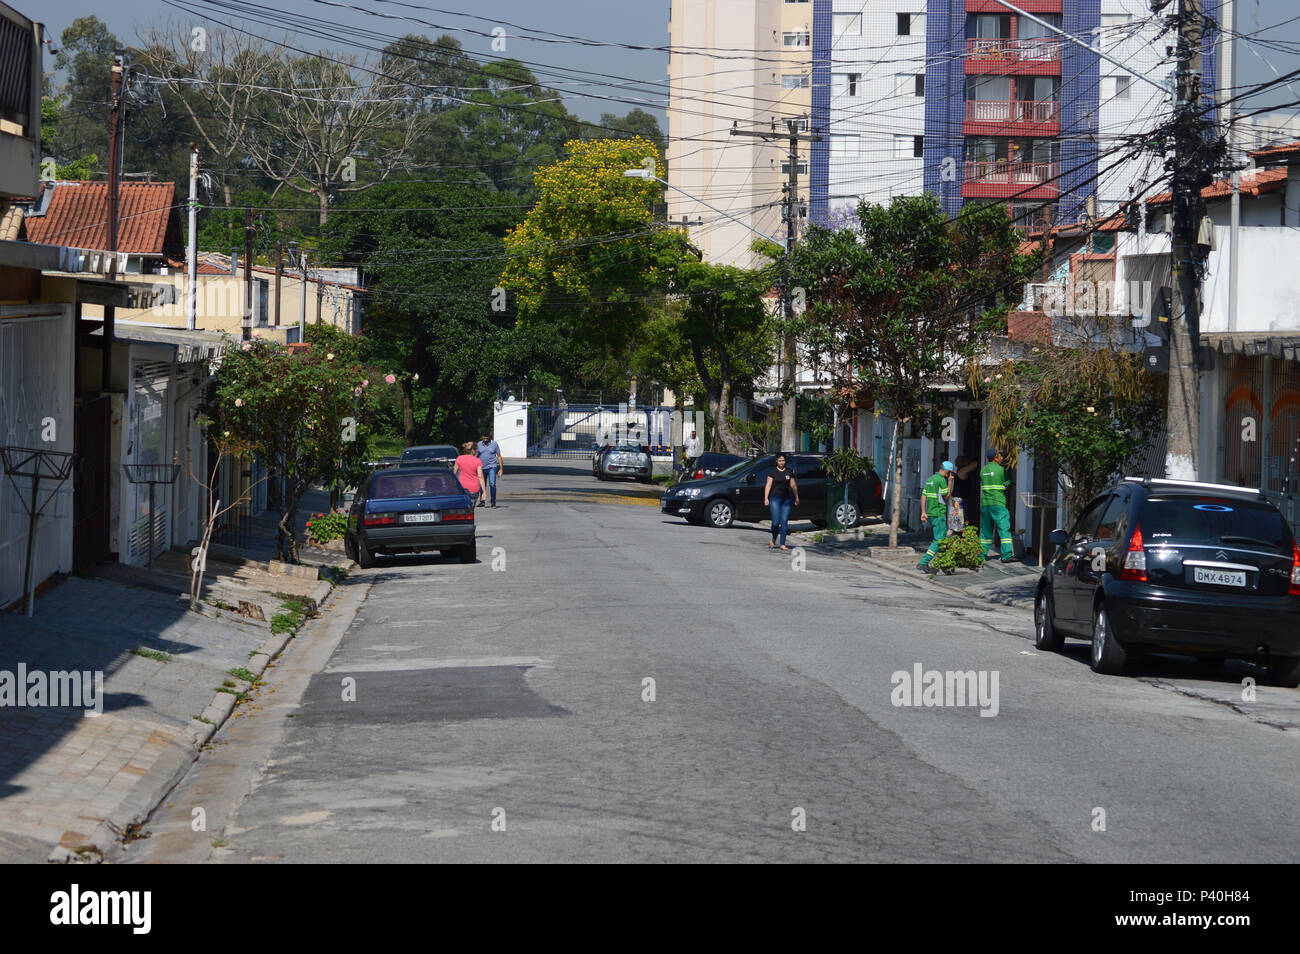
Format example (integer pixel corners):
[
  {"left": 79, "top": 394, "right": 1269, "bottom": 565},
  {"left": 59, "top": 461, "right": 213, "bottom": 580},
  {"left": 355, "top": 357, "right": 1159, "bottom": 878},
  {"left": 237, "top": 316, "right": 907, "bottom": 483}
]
[
  {"left": 980, "top": 448, "right": 1015, "bottom": 563},
  {"left": 917, "top": 460, "right": 955, "bottom": 575}
]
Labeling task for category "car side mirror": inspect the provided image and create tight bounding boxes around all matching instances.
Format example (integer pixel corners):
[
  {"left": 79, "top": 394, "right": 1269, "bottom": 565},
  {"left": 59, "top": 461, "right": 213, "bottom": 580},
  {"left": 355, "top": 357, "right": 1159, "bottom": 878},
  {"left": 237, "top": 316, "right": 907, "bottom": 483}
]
[
  {"left": 744, "top": 473, "right": 755, "bottom": 484},
  {"left": 1048, "top": 528, "right": 1068, "bottom": 546}
]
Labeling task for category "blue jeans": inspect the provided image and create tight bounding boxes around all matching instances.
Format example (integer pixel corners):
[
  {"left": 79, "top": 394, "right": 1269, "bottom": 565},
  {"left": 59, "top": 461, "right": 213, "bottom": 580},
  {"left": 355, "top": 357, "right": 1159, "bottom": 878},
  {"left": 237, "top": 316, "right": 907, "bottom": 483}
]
[
  {"left": 483, "top": 466, "right": 498, "bottom": 505},
  {"left": 769, "top": 496, "right": 793, "bottom": 546}
]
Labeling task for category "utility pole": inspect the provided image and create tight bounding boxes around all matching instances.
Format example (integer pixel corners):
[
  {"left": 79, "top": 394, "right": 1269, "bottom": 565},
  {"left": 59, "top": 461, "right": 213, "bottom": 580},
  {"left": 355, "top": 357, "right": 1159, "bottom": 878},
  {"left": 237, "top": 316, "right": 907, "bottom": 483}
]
[
  {"left": 298, "top": 250, "right": 307, "bottom": 343},
  {"left": 186, "top": 144, "right": 198, "bottom": 331},
  {"left": 730, "top": 118, "right": 818, "bottom": 452},
  {"left": 103, "top": 60, "right": 125, "bottom": 388},
  {"left": 242, "top": 206, "right": 254, "bottom": 341},
  {"left": 1165, "top": 0, "right": 1208, "bottom": 480},
  {"left": 274, "top": 242, "right": 283, "bottom": 327}
]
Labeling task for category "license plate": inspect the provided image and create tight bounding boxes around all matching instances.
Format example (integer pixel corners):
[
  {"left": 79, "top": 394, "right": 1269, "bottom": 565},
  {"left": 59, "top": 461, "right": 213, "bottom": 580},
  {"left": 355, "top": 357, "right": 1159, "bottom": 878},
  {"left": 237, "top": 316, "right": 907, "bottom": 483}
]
[
  {"left": 403, "top": 512, "right": 439, "bottom": 523},
  {"left": 1192, "top": 567, "right": 1245, "bottom": 587}
]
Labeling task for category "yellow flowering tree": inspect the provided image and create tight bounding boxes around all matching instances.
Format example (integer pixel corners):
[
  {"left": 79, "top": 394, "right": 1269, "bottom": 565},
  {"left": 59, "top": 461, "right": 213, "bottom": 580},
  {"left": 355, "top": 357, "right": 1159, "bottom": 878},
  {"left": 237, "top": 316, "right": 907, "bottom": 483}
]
[{"left": 499, "top": 138, "right": 689, "bottom": 380}]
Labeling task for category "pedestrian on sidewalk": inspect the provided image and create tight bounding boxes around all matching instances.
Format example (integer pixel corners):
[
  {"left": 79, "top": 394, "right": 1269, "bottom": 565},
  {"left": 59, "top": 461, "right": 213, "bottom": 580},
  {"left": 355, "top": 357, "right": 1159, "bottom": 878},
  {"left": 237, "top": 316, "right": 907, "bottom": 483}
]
[
  {"left": 918, "top": 461, "right": 955, "bottom": 574},
  {"left": 477, "top": 431, "right": 503, "bottom": 507},
  {"left": 979, "top": 448, "right": 1016, "bottom": 563},
  {"left": 455, "top": 442, "right": 485, "bottom": 508},
  {"left": 764, "top": 453, "right": 800, "bottom": 550}
]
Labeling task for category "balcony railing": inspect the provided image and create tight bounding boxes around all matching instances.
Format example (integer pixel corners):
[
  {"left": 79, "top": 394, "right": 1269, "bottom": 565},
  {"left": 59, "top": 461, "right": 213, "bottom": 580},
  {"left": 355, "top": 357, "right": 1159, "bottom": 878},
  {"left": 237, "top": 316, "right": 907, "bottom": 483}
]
[
  {"left": 966, "top": 37, "right": 1063, "bottom": 63},
  {"left": 965, "top": 160, "right": 1059, "bottom": 188},
  {"left": 965, "top": 99, "right": 1058, "bottom": 124}
]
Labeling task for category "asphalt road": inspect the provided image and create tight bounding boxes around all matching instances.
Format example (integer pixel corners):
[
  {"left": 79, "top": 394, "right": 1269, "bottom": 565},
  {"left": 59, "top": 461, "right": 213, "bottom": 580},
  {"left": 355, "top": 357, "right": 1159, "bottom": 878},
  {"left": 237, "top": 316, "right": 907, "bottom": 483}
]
[{"left": 132, "top": 460, "right": 1300, "bottom": 863}]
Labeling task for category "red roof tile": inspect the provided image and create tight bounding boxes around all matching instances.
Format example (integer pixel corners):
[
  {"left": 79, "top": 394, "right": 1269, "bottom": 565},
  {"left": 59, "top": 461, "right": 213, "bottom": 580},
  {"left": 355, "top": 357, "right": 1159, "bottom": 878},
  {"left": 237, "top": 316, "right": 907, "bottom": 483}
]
[
  {"left": 23, "top": 181, "right": 180, "bottom": 255},
  {"left": 1249, "top": 140, "right": 1300, "bottom": 162},
  {"left": 1145, "top": 167, "right": 1289, "bottom": 207}
]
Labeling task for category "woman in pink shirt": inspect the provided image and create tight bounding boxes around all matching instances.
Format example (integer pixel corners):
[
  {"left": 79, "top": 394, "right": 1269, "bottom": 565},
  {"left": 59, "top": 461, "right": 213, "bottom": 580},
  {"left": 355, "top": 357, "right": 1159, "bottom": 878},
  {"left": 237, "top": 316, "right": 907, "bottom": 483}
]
[{"left": 454, "top": 442, "right": 485, "bottom": 507}]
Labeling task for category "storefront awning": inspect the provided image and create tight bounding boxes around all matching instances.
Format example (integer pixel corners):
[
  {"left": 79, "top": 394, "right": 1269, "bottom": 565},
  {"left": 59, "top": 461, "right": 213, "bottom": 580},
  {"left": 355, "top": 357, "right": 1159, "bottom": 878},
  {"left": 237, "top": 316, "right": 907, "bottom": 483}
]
[{"left": 1201, "top": 332, "right": 1300, "bottom": 362}]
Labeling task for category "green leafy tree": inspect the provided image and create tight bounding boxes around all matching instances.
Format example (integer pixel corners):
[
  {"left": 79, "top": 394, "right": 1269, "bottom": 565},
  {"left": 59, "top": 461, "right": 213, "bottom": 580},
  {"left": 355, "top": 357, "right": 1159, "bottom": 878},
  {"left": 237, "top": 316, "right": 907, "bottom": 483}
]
[
  {"left": 205, "top": 332, "right": 384, "bottom": 562},
  {"left": 499, "top": 138, "right": 688, "bottom": 384},
  {"left": 793, "top": 195, "right": 1037, "bottom": 548}
]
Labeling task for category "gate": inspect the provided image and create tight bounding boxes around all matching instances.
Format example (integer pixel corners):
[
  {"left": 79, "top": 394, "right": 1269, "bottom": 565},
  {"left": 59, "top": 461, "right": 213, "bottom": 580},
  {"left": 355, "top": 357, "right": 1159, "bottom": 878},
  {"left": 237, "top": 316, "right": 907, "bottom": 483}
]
[
  {"left": 73, "top": 395, "right": 111, "bottom": 572},
  {"left": 527, "top": 404, "right": 677, "bottom": 458}
]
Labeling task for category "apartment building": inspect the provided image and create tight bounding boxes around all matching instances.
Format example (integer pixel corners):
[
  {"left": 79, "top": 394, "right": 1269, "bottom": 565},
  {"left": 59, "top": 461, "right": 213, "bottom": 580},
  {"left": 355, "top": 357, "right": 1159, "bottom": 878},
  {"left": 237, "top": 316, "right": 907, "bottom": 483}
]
[
  {"left": 811, "top": 0, "right": 1218, "bottom": 228},
  {"left": 667, "top": 0, "right": 812, "bottom": 268}
]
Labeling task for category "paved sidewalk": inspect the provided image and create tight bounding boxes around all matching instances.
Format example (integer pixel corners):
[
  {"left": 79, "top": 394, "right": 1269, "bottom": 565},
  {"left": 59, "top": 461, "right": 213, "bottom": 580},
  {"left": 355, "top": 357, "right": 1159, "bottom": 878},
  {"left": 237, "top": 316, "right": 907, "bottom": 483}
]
[{"left": 791, "top": 520, "right": 1044, "bottom": 609}]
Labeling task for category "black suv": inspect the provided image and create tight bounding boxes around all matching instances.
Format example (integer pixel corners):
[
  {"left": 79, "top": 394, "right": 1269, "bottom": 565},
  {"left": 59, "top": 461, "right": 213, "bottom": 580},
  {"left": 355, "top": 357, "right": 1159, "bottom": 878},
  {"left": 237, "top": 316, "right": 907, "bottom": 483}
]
[
  {"left": 660, "top": 453, "right": 883, "bottom": 529},
  {"left": 1034, "top": 478, "right": 1300, "bottom": 686}
]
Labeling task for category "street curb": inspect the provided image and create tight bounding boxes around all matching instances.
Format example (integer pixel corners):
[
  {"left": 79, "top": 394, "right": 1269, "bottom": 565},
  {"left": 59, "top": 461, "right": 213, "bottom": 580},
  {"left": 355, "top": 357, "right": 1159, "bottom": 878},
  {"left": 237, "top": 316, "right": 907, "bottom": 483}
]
[
  {"left": 49, "top": 575, "right": 343, "bottom": 864},
  {"left": 835, "top": 545, "right": 1039, "bottom": 610}
]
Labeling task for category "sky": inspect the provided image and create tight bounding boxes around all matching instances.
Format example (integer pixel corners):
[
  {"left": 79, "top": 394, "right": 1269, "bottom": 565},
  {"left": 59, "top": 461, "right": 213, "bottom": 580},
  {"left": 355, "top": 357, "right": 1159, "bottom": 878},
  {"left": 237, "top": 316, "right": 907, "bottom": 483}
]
[{"left": 29, "top": 0, "right": 1300, "bottom": 125}]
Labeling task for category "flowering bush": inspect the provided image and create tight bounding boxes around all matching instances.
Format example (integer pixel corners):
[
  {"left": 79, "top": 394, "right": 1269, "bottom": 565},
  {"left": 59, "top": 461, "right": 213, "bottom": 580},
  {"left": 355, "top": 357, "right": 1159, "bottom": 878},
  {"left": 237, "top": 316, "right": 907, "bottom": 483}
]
[{"left": 305, "top": 510, "right": 349, "bottom": 544}]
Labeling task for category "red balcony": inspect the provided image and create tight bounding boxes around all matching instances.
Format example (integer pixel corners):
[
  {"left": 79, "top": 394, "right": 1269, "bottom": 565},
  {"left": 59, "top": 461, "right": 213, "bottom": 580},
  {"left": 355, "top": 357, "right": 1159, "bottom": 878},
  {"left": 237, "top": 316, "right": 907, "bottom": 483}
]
[
  {"left": 967, "top": 0, "right": 1061, "bottom": 12},
  {"left": 965, "top": 38, "right": 1062, "bottom": 75},
  {"left": 963, "top": 99, "right": 1059, "bottom": 137},
  {"left": 962, "top": 161, "right": 1060, "bottom": 200}
]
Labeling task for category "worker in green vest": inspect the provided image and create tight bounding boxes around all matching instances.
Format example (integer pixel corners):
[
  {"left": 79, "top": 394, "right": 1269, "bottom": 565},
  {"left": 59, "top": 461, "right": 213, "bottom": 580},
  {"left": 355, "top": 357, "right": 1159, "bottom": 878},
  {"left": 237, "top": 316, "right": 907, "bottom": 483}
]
[
  {"left": 980, "top": 448, "right": 1015, "bottom": 563},
  {"left": 917, "top": 460, "right": 955, "bottom": 575}
]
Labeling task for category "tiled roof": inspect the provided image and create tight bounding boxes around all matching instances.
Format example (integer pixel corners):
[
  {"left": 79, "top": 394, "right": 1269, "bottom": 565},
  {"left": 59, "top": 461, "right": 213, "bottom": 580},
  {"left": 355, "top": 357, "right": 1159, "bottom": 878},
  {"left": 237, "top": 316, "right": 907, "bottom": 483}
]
[
  {"left": 186, "top": 252, "right": 367, "bottom": 292},
  {"left": 1249, "top": 140, "right": 1300, "bottom": 162},
  {"left": 1145, "top": 167, "right": 1289, "bottom": 206},
  {"left": 22, "top": 181, "right": 180, "bottom": 255}
]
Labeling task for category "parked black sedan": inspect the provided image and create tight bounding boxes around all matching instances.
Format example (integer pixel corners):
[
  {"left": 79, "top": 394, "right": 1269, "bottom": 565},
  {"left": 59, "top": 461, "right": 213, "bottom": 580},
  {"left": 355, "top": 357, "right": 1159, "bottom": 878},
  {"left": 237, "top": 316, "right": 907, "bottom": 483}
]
[
  {"left": 594, "top": 443, "right": 654, "bottom": 482},
  {"left": 660, "top": 453, "right": 883, "bottom": 529},
  {"left": 1034, "top": 477, "right": 1300, "bottom": 686},
  {"left": 345, "top": 467, "right": 476, "bottom": 567}
]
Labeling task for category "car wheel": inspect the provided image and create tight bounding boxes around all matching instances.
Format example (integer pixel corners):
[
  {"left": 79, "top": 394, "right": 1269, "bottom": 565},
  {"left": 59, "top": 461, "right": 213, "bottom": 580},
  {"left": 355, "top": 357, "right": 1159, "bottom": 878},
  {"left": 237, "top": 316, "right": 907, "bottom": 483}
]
[
  {"left": 834, "top": 500, "right": 860, "bottom": 529},
  {"left": 1089, "top": 601, "right": 1127, "bottom": 674},
  {"left": 458, "top": 540, "right": 477, "bottom": 564},
  {"left": 706, "top": 498, "right": 734, "bottom": 528},
  {"left": 1034, "top": 586, "right": 1063, "bottom": 652},
  {"left": 356, "top": 535, "right": 376, "bottom": 569},
  {"left": 1267, "top": 655, "right": 1300, "bottom": 689}
]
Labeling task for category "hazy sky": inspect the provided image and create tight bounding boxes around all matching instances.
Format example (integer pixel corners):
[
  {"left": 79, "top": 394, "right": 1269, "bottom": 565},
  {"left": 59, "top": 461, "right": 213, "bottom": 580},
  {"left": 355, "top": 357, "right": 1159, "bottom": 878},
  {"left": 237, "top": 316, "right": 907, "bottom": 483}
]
[{"left": 31, "top": 0, "right": 1300, "bottom": 123}]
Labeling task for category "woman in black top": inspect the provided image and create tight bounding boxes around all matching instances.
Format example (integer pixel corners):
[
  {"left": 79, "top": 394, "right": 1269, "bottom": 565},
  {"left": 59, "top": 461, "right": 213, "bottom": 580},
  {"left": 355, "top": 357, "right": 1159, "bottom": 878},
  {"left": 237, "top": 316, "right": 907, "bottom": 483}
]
[{"left": 763, "top": 453, "right": 800, "bottom": 550}]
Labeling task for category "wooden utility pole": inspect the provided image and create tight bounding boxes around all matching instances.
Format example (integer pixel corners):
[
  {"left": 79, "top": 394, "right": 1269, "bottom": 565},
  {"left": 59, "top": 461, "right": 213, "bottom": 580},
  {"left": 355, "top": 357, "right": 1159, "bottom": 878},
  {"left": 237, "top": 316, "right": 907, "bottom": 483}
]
[
  {"left": 1165, "top": 0, "right": 1207, "bottom": 480},
  {"left": 730, "top": 118, "right": 819, "bottom": 452},
  {"left": 103, "top": 61, "right": 125, "bottom": 388},
  {"left": 274, "top": 242, "right": 283, "bottom": 327}
]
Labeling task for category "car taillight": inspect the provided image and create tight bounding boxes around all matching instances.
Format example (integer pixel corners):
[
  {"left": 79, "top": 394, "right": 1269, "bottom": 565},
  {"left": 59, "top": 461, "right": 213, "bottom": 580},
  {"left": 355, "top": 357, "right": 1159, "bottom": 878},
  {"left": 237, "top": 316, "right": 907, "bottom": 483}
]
[
  {"left": 1290, "top": 540, "right": 1300, "bottom": 595},
  {"left": 363, "top": 513, "right": 396, "bottom": 527},
  {"left": 443, "top": 508, "right": 474, "bottom": 522},
  {"left": 874, "top": 481, "right": 883, "bottom": 498},
  {"left": 1120, "top": 524, "right": 1146, "bottom": 582}
]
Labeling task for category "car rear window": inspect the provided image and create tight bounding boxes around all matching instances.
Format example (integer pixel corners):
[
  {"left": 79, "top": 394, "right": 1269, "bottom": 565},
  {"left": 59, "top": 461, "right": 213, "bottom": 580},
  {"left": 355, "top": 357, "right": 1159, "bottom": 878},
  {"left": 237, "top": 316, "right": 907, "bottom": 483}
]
[
  {"left": 401, "top": 446, "right": 456, "bottom": 460},
  {"left": 371, "top": 472, "right": 461, "bottom": 498},
  {"left": 1142, "top": 496, "right": 1293, "bottom": 555}
]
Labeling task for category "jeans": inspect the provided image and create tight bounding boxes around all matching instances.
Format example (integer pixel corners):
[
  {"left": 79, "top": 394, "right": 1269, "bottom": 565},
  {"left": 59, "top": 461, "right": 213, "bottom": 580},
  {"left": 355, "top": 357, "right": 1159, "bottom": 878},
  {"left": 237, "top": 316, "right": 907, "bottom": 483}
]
[
  {"left": 769, "top": 496, "right": 793, "bottom": 546},
  {"left": 483, "top": 466, "right": 499, "bottom": 505},
  {"left": 920, "top": 513, "right": 947, "bottom": 565}
]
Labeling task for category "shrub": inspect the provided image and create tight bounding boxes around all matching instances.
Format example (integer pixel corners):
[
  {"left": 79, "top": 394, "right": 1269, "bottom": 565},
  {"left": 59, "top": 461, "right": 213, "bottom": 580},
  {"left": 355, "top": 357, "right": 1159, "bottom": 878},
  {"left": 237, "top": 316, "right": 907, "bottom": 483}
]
[
  {"left": 305, "top": 510, "right": 348, "bottom": 544},
  {"left": 932, "top": 526, "right": 986, "bottom": 571}
]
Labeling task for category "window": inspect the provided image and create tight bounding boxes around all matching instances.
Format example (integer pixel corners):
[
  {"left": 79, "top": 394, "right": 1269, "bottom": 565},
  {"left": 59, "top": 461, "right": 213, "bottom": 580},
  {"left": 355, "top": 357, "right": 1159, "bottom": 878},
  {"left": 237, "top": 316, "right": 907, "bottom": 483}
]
[
  {"left": 832, "top": 72, "right": 860, "bottom": 97},
  {"left": 782, "top": 73, "right": 810, "bottom": 89},
  {"left": 1101, "top": 75, "right": 1131, "bottom": 100},
  {"left": 1101, "top": 13, "right": 1131, "bottom": 33},
  {"left": 783, "top": 31, "right": 810, "bottom": 47},
  {"left": 833, "top": 13, "right": 861, "bottom": 35},
  {"left": 831, "top": 134, "right": 859, "bottom": 157},
  {"left": 795, "top": 458, "right": 826, "bottom": 479},
  {"left": 780, "top": 160, "right": 809, "bottom": 175},
  {"left": 897, "top": 12, "right": 911, "bottom": 35},
  {"left": 1068, "top": 495, "right": 1110, "bottom": 546},
  {"left": 895, "top": 134, "right": 923, "bottom": 159},
  {"left": 1093, "top": 494, "right": 1129, "bottom": 544},
  {"left": 783, "top": 0, "right": 810, "bottom": 3},
  {"left": 898, "top": 73, "right": 925, "bottom": 96}
]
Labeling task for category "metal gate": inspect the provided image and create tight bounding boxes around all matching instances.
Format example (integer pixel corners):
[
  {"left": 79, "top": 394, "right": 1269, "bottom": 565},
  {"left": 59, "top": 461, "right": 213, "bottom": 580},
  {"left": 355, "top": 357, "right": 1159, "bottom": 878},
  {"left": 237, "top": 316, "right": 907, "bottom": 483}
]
[
  {"left": 527, "top": 404, "right": 676, "bottom": 458},
  {"left": 74, "top": 395, "right": 111, "bottom": 572}
]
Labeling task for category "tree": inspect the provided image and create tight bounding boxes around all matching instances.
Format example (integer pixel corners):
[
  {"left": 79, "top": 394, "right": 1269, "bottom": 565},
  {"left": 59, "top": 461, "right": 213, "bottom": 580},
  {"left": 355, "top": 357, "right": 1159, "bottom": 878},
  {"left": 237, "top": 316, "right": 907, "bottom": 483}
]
[
  {"left": 205, "top": 332, "right": 385, "bottom": 562},
  {"left": 670, "top": 259, "right": 776, "bottom": 454},
  {"left": 793, "top": 195, "right": 1037, "bottom": 548},
  {"left": 321, "top": 180, "right": 570, "bottom": 445},
  {"left": 592, "top": 109, "right": 665, "bottom": 158},
  {"left": 45, "top": 17, "right": 119, "bottom": 170},
  {"left": 982, "top": 316, "right": 1163, "bottom": 517},
  {"left": 499, "top": 138, "right": 687, "bottom": 383}
]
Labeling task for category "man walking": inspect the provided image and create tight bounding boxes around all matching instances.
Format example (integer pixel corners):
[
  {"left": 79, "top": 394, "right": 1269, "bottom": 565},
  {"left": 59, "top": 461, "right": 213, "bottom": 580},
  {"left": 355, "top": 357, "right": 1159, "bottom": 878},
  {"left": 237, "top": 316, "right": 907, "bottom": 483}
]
[
  {"left": 477, "top": 431, "right": 504, "bottom": 508},
  {"left": 918, "top": 461, "right": 955, "bottom": 575},
  {"left": 980, "top": 448, "right": 1015, "bottom": 563}
]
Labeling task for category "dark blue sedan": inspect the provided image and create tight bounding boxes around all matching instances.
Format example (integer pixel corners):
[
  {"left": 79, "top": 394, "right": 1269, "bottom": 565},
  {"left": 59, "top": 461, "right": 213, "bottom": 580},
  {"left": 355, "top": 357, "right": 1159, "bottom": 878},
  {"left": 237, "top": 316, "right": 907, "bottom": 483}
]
[{"left": 345, "top": 467, "right": 476, "bottom": 567}]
